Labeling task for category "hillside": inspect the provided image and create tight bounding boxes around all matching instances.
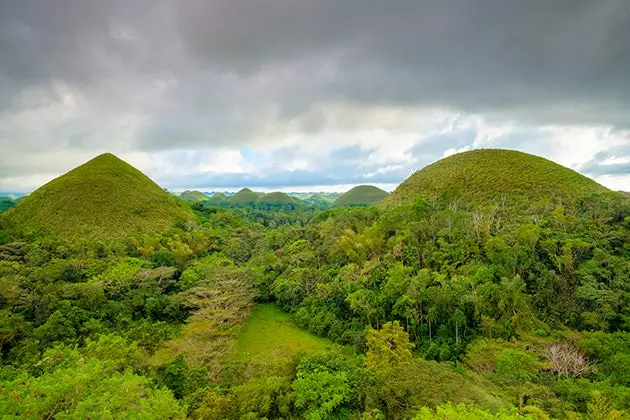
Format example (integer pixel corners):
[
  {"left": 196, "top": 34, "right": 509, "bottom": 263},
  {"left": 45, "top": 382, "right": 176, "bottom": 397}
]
[
  {"left": 207, "top": 192, "right": 228, "bottom": 204},
  {"left": 259, "top": 192, "right": 296, "bottom": 204},
  {"left": 333, "top": 185, "right": 389, "bottom": 207},
  {"left": 180, "top": 190, "right": 209, "bottom": 203},
  {"left": 229, "top": 188, "right": 260, "bottom": 204},
  {"left": 3, "top": 153, "right": 193, "bottom": 237},
  {"left": 383, "top": 149, "right": 611, "bottom": 208}
]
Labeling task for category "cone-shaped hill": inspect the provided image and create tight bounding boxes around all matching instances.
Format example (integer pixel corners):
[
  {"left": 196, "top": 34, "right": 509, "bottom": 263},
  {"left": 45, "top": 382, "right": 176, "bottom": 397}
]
[
  {"left": 229, "top": 188, "right": 260, "bottom": 204},
  {"left": 333, "top": 185, "right": 390, "bottom": 207},
  {"left": 259, "top": 192, "right": 296, "bottom": 204},
  {"left": 4, "top": 153, "right": 193, "bottom": 237},
  {"left": 207, "top": 192, "right": 228, "bottom": 204},
  {"left": 180, "top": 190, "right": 209, "bottom": 203},
  {"left": 382, "top": 149, "right": 611, "bottom": 208}
]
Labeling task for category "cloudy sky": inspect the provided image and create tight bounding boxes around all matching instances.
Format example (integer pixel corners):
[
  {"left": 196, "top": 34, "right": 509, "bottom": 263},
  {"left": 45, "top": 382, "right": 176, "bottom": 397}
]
[{"left": 1, "top": 0, "right": 629, "bottom": 193}]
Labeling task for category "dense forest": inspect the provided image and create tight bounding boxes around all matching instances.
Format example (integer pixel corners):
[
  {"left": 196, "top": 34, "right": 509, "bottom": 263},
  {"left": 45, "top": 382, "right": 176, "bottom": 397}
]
[{"left": 1, "top": 150, "right": 630, "bottom": 419}]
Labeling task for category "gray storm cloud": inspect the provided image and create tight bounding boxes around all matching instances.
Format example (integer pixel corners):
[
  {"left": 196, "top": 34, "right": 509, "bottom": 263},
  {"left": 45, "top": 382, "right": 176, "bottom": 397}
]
[{"left": 0, "top": 0, "right": 629, "bottom": 190}]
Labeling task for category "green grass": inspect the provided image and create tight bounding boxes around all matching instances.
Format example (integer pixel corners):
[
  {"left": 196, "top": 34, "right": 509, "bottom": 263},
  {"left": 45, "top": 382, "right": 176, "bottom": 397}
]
[
  {"left": 333, "top": 185, "right": 389, "bottom": 207},
  {"left": 383, "top": 149, "right": 611, "bottom": 208},
  {"left": 179, "top": 190, "right": 209, "bottom": 203},
  {"left": 259, "top": 192, "right": 296, "bottom": 204},
  {"left": 233, "top": 304, "right": 333, "bottom": 362},
  {"left": 229, "top": 188, "right": 261, "bottom": 204},
  {"left": 4, "top": 153, "right": 193, "bottom": 237}
]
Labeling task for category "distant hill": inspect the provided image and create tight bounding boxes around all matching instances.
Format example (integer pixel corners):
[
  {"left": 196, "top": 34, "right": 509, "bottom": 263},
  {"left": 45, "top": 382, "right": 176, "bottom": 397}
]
[
  {"left": 180, "top": 190, "right": 209, "bottom": 203},
  {"left": 383, "top": 149, "right": 611, "bottom": 208},
  {"left": 259, "top": 192, "right": 296, "bottom": 204},
  {"left": 3, "top": 153, "right": 193, "bottom": 237},
  {"left": 307, "top": 193, "right": 340, "bottom": 204},
  {"left": 333, "top": 185, "right": 390, "bottom": 207},
  {"left": 206, "top": 192, "right": 228, "bottom": 205},
  {"left": 0, "top": 197, "right": 16, "bottom": 214},
  {"left": 229, "top": 188, "right": 260, "bottom": 204}
]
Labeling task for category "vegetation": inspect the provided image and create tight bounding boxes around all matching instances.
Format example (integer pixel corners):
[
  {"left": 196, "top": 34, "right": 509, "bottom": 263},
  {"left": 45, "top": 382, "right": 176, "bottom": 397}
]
[
  {"left": 180, "top": 190, "right": 210, "bottom": 203},
  {"left": 3, "top": 153, "right": 193, "bottom": 238},
  {"left": 207, "top": 192, "right": 228, "bottom": 205},
  {"left": 383, "top": 149, "right": 611, "bottom": 208},
  {"left": 1, "top": 149, "right": 630, "bottom": 418},
  {"left": 233, "top": 304, "right": 333, "bottom": 362},
  {"left": 229, "top": 188, "right": 261, "bottom": 204},
  {"left": 0, "top": 197, "right": 15, "bottom": 214},
  {"left": 334, "top": 185, "right": 390, "bottom": 207},
  {"left": 259, "top": 192, "right": 297, "bottom": 205}
]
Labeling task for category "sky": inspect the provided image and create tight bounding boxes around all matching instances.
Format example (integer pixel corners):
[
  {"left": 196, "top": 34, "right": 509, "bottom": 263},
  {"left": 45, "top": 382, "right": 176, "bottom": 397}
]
[{"left": 0, "top": 0, "right": 629, "bottom": 193}]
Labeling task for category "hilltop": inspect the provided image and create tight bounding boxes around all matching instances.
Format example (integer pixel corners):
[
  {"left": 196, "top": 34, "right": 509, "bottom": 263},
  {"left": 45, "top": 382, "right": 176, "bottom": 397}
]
[
  {"left": 383, "top": 149, "right": 611, "bottom": 208},
  {"left": 229, "top": 188, "right": 260, "bottom": 204},
  {"left": 180, "top": 190, "right": 209, "bottom": 203},
  {"left": 206, "top": 192, "right": 228, "bottom": 204},
  {"left": 259, "top": 192, "right": 296, "bottom": 204},
  {"left": 3, "top": 153, "right": 193, "bottom": 237},
  {"left": 333, "top": 185, "right": 389, "bottom": 207}
]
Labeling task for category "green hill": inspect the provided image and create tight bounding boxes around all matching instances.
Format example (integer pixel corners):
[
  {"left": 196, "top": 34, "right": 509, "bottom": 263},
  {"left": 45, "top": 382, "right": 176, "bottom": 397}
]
[
  {"left": 229, "top": 188, "right": 260, "bottom": 204},
  {"left": 333, "top": 185, "right": 390, "bottom": 207},
  {"left": 180, "top": 190, "right": 209, "bottom": 203},
  {"left": 4, "top": 153, "right": 193, "bottom": 237},
  {"left": 206, "top": 192, "right": 228, "bottom": 205},
  {"left": 259, "top": 192, "right": 296, "bottom": 204},
  {"left": 383, "top": 149, "right": 611, "bottom": 208}
]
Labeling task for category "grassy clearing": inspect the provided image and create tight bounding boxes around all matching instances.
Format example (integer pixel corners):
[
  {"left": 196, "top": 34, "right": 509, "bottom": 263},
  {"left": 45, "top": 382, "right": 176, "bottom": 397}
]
[{"left": 233, "top": 304, "right": 334, "bottom": 362}]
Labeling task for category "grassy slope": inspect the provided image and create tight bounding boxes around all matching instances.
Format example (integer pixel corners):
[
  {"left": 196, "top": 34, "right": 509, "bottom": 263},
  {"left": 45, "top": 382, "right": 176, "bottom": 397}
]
[
  {"left": 259, "top": 192, "right": 296, "bottom": 204},
  {"left": 180, "top": 190, "right": 209, "bottom": 203},
  {"left": 4, "top": 153, "right": 193, "bottom": 237},
  {"left": 333, "top": 185, "right": 390, "bottom": 207},
  {"left": 233, "top": 304, "right": 333, "bottom": 362},
  {"left": 229, "top": 188, "right": 261, "bottom": 204},
  {"left": 383, "top": 149, "right": 611, "bottom": 207}
]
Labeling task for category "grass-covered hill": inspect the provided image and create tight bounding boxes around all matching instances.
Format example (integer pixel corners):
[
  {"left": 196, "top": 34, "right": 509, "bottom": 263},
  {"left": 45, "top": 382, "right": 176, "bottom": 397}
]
[
  {"left": 333, "top": 185, "right": 390, "bottom": 207},
  {"left": 229, "top": 188, "right": 261, "bottom": 204},
  {"left": 180, "top": 190, "right": 209, "bottom": 203},
  {"left": 207, "top": 192, "right": 228, "bottom": 204},
  {"left": 3, "top": 153, "right": 193, "bottom": 237},
  {"left": 383, "top": 149, "right": 611, "bottom": 208},
  {"left": 259, "top": 192, "right": 296, "bottom": 204}
]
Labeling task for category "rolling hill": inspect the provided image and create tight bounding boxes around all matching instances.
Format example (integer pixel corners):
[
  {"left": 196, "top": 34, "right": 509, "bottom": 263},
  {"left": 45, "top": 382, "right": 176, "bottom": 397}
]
[
  {"left": 180, "top": 190, "right": 209, "bottom": 203},
  {"left": 229, "top": 188, "right": 261, "bottom": 204},
  {"left": 206, "top": 192, "right": 228, "bottom": 205},
  {"left": 333, "top": 185, "right": 390, "bottom": 207},
  {"left": 259, "top": 192, "right": 296, "bottom": 204},
  {"left": 3, "top": 153, "right": 193, "bottom": 237},
  {"left": 382, "top": 149, "right": 611, "bottom": 208}
]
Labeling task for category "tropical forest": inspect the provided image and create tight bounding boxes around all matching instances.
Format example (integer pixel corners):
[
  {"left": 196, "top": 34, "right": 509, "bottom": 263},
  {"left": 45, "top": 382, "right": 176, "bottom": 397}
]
[{"left": 0, "top": 149, "right": 629, "bottom": 419}]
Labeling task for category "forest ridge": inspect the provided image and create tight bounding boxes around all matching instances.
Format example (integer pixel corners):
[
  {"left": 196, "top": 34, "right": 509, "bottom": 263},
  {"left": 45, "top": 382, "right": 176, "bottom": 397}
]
[{"left": 0, "top": 149, "right": 630, "bottom": 419}]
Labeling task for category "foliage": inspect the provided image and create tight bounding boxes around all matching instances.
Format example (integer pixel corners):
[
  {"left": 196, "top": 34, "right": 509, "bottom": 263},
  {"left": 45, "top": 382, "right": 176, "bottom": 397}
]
[
  {"left": 1, "top": 149, "right": 630, "bottom": 418},
  {"left": 333, "top": 185, "right": 390, "bottom": 207},
  {"left": 3, "top": 153, "right": 193, "bottom": 237},
  {"left": 229, "top": 188, "right": 261, "bottom": 204},
  {"left": 180, "top": 190, "right": 210, "bottom": 203}
]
